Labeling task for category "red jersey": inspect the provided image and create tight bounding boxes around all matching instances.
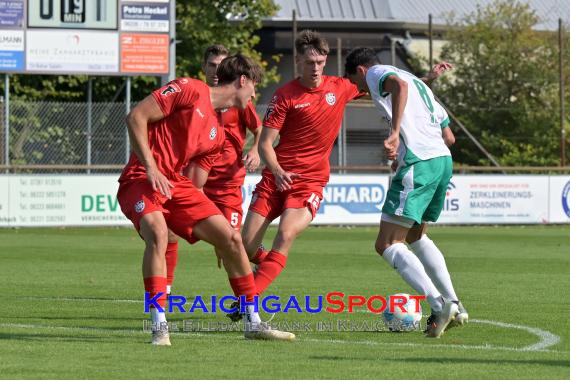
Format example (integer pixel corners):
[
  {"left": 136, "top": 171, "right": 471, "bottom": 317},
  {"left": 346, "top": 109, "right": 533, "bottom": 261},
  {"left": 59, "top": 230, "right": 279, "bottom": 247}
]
[
  {"left": 262, "top": 76, "right": 361, "bottom": 185},
  {"left": 119, "top": 78, "right": 225, "bottom": 182},
  {"left": 205, "top": 101, "right": 260, "bottom": 187}
]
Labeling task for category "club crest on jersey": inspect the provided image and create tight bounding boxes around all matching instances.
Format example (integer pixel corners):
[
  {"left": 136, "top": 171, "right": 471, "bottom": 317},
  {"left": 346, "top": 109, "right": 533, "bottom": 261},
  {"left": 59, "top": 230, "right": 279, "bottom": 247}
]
[
  {"left": 209, "top": 127, "right": 217, "bottom": 140},
  {"left": 325, "top": 92, "right": 336, "bottom": 105},
  {"left": 160, "top": 83, "right": 181, "bottom": 97},
  {"left": 134, "top": 200, "right": 145, "bottom": 213}
]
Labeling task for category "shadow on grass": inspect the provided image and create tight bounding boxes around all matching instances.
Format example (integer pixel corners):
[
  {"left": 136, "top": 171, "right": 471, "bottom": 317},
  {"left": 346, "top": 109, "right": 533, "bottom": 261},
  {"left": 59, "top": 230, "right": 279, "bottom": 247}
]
[
  {"left": 392, "top": 357, "right": 570, "bottom": 368},
  {"left": 309, "top": 356, "right": 570, "bottom": 368}
]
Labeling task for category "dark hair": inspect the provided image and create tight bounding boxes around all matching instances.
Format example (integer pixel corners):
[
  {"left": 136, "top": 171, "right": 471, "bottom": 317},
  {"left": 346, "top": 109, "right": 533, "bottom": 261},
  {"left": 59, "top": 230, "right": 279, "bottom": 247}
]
[
  {"left": 344, "top": 47, "right": 381, "bottom": 75},
  {"left": 202, "top": 44, "right": 230, "bottom": 64},
  {"left": 295, "top": 30, "right": 329, "bottom": 55},
  {"left": 217, "top": 54, "right": 263, "bottom": 85}
]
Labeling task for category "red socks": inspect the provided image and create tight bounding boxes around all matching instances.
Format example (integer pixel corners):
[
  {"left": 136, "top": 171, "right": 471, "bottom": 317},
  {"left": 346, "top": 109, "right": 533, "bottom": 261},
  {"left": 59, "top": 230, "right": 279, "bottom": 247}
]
[
  {"left": 229, "top": 273, "right": 257, "bottom": 302},
  {"left": 254, "top": 250, "right": 287, "bottom": 294},
  {"left": 143, "top": 276, "right": 167, "bottom": 309},
  {"left": 250, "top": 246, "right": 269, "bottom": 265},
  {"left": 165, "top": 242, "right": 179, "bottom": 290}
]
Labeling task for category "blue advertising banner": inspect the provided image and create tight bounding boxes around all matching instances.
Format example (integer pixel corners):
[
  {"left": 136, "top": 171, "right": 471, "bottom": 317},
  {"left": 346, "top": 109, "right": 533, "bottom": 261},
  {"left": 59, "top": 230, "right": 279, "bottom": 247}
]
[{"left": 0, "top": 0, "right": 24, "bottom": 27}]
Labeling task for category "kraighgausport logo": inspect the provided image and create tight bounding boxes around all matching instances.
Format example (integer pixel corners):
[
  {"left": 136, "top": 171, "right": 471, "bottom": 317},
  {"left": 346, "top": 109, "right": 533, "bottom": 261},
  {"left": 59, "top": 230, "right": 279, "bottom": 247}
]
[
  {"left": 443, "top": 181, "right": 459, "bottom": 212},
  {"left": 145, "top": 293, "right": 425, "bottom": 314},
  {"left": 319, "top": 184, "right": 385, "bottom": 213},
  {"left": 562, "top": 180, "right": 570, "bottom": 218}
]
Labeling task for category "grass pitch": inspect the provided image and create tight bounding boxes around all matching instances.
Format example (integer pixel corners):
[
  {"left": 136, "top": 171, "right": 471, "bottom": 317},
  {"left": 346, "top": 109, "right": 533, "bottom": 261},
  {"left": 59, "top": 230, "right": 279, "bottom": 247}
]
[{"left": 0, "top": 226, "right": 569, "bottom": 379}]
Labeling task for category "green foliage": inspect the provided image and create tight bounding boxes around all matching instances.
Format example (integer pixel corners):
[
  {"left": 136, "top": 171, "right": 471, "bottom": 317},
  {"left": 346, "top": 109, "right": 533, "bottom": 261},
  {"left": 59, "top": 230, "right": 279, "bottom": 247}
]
[
  {"left": 437, "top": 0, "right": 569, "bottom": 166},
  {"left": 176, "top": 0, "right": 280, "bottom": 87},
  {"left": 0, "top": 0, "right": 278, "bottom": 102}
]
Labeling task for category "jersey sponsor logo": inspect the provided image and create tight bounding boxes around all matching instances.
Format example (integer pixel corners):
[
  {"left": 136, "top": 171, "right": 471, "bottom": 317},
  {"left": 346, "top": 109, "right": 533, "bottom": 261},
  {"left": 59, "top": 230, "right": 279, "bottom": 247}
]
[
  {"left": 320, "top": 184, "right": 385, "bottom": 213},
  {"left": 562, "top": 180, "right": 570, "bottom": 218},
  {"left": 325, "top": 92, "right": 336, "bottom": 105},
  {"left": 294, "top": 102, "right": 311, "bottom": 109},
  {"left": 209, "top": 127, "right": 217, "bottom": 140},
  {"left": 134, "top": 200, "right": 145, "bottom": 213},
  {"left": 160, "top": 83, "right": 181, "bottom": 97}
]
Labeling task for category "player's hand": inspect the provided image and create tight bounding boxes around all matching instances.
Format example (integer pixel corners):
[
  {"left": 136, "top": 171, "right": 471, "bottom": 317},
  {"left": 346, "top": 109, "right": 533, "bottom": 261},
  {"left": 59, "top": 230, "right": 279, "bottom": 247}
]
[
  {"left": 384, "top": 134, "right": 400, "bottom": 161},
  {"left": 390, "top": 160, "right": 399, "bottom": 172},
  {"left": 427, "top": 61, "right": 453, "bottom": 81},
  {"left": 273, "top": 169, "right": 301, "bottom": 192},
  {"left": 146, "top": 165, "right": 174, "bottom": 199},
  {"left": 243, "top": 150, "right": 261, "bottom": 172}
]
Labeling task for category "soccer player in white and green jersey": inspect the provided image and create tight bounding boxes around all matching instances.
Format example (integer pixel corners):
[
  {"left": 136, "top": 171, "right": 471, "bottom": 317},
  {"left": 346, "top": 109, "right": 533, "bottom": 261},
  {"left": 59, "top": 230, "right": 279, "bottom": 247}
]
[{"left": 345, "top": 47, "right": 467, "bottom": 338}]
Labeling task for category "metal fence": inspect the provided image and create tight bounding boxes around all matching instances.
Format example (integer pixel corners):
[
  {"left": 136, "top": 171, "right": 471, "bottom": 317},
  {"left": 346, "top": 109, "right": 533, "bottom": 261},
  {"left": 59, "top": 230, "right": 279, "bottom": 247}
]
[
  {"left": 0, "top": 100, "right": 393, "bottom": 174},
  {"left": 0, "top": 100, "right": 130, "bottom": 172}
]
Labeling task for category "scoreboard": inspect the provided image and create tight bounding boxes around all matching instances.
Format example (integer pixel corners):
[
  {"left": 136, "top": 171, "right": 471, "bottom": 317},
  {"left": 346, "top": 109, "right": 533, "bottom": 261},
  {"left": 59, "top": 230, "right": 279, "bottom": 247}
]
[
  {"left": 28, "top": 0, "right": 118, "bottom": 29},
  {"left": 0, "top": 0, "right": 172, "bottom": 75}
]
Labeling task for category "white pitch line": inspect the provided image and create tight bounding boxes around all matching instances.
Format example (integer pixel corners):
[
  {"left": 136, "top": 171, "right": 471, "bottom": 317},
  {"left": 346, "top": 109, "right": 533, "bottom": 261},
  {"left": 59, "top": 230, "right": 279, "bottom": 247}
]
[
  {"left": 9, "top": 298, "right": 563, "bottom": 352},
  {"left": 0, "top": 322, "right": 562, "bottom": 353},
  {"left": 471, "top": 319, "right": 561, "bottom": 352}
]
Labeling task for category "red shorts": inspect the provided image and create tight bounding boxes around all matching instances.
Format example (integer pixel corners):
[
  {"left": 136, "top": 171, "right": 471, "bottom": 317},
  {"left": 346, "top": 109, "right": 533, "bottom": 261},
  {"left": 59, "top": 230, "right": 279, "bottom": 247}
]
[
  {"left": 249, "top": 174, "right": 324, "bottom": 221},
  {"left": 117, "top": 178, "right": 222, "bottom": 244},
  {"left": 203, "top": 185, "right": 243, "bottom": 231}
]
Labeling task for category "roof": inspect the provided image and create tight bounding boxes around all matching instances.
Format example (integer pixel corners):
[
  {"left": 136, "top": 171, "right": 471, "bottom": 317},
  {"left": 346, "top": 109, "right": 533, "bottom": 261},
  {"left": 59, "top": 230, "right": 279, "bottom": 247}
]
[{"left": 267, "top": 0, "right": 570, "bottom": 31}]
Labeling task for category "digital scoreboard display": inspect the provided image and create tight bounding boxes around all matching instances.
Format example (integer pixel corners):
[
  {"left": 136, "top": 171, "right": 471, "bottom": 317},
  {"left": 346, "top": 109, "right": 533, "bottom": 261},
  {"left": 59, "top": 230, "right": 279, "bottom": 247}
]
[{"left": 28, "top": 0, "right": 118, "bottom": 29}]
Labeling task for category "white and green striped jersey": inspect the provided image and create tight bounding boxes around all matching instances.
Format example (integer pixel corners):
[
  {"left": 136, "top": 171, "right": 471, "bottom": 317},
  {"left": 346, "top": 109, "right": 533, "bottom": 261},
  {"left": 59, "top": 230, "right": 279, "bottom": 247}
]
[{"left": 366, "top": 64, "right": 451, "bottom": 164}]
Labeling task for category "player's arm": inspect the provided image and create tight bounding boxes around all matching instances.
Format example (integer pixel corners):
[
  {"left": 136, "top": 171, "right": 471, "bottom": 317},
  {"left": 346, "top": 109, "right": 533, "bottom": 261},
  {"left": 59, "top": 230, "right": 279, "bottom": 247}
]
[
  {"left": 382, "top": 75, "right": 408, "bottom": 160},
  {"left": 420, "top": 61, "right": 453, "bottom": 87},
  {"left": 243, "top": 126, "right": 261, "bottom": 172},
  {"left": 126, "top": 95, "right": 173, "bottom": 198},
  {"left": 442, "top": 126, "right": 455, "bottom": 147},
  {"left": 259, "top": 127, "right": 299, "bottom": 191}
]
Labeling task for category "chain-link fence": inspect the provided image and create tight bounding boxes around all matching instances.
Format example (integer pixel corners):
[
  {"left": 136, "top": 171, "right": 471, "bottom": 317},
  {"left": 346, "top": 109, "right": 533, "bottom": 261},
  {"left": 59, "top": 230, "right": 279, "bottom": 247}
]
[
  {"left": 0, "top": 100, "right": 389, "bottom": 174},
  {"left": 1, "top": 100, "right": 130, "bottom": 173}
]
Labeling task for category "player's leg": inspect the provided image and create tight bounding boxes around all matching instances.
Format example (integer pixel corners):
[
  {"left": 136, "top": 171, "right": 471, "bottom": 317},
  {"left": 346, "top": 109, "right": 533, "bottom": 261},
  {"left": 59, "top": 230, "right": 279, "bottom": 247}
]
[
  {"left": 192, "top": 215, "right": 294, "bottom": 341},
  {"left": 241, "top": 209, "right": 272, "bottom": 263},
  {"left": 165, "top": 230, "right": 179, "bottom": 296},
  {"left": 117, "top": 179, "right": 172, "bottom": 345},
  {"left": 254, "top": 205, "right": 312, "bottom": 295},
  {"left": 379, "top": 160, "right": 457, "bottom": 337},
  {"left": 168, "top": 181, "right": 294, "bottom": 340},
  {"left": 407, "top": 223, "right": 459, "bottom": 303},
  {"left": 408, "top": 156, "right": 468, "bottom": 326},
  {"left": 139, "top": 211, "right": 171, "bottom": 346},
  {"left": 243, "top": 186, "right": 282, "bottom": 263}
]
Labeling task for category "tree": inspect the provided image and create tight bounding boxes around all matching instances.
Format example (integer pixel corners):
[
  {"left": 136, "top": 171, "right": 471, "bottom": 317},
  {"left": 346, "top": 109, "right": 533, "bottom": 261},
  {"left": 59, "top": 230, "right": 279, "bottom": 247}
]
[
  {"left": 2, "top": 0, "right": 279, "bottom": 102},
  {"left": 1, "top": 0, "right": 279, "bottom": 166},
  {"left": 437, "top": 0, "right": 570, "bottom": 166}
]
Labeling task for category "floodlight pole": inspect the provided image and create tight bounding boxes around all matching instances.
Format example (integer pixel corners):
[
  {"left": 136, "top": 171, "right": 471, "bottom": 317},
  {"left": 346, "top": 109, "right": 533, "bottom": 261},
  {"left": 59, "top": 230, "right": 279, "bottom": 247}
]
[{"left": 559, "top": 18, "right": 566, "bottom": 166}]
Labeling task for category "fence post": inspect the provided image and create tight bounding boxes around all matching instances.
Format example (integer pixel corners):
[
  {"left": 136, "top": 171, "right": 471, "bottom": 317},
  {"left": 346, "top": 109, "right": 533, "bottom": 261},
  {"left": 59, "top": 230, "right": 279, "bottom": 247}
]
[
  {"left": 292, "top": 9, "right": 297, "bottom": 79},
  {"left": 125, "top": 76, "right": 131, "bottom": 163},
  {"left": 4, "top": 74, "right": 9, "bottom": 172},
  {"left": 87, "top": 77, "right": 92, "bottom": 174}
]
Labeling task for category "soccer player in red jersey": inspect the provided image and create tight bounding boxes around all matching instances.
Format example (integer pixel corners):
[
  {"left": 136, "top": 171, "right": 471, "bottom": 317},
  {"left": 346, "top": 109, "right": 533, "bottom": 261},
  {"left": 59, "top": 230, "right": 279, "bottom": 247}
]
[
  {"left": 237, "top": 30, "right": 364, "bottom": 308},
  {"left": 165, "top": 45, "right": 261, "bottom": 295},
  {"left": 117, "top": 54, "right": 294, "bottom": 345}
]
